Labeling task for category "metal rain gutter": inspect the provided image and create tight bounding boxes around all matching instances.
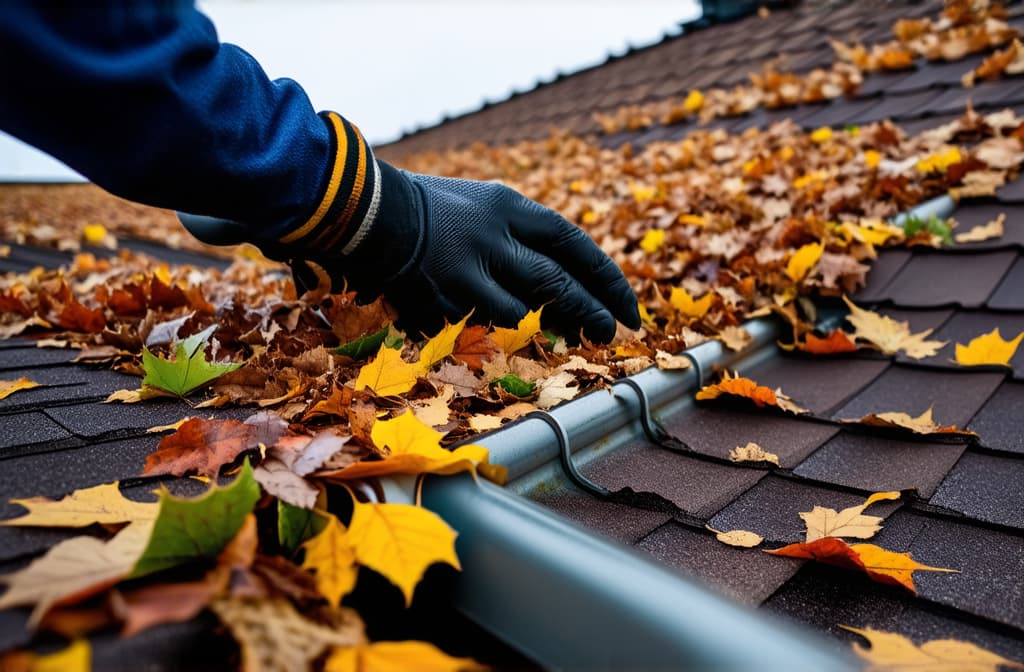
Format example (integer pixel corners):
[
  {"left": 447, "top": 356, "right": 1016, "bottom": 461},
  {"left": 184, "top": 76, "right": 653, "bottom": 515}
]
[{"left": 413, "top": 196, "right": 955, "bottom": 670}]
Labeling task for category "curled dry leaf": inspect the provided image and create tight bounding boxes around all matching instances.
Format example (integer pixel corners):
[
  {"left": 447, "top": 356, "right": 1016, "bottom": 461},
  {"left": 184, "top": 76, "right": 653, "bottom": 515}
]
[
  {"left": 843, "top": 297, "right": 946, "bottom": 358},
  {"left": 954, "top": 213, "right": 1005, "bottom": 243},
  {"left": 954, "top": 327, "right": 1024, "bottom": 367},
  {"left": 718, "top": 325, "right": 752, "bottom": 352},
  {"left": 766, "top": 537, "right": 957, "bottom": 593},
  {"left": 843, "top": 406, "right": 975, "bottom": 437},
  {"left": 695, "top": 371, "right": 808, "bottom": 415},
  {"left": 840, "top": 625, "right": 1024, "bottom": 672},
  {"left": 780, "top": 329, "right": 859, "bottom": 355},
  {"left": 706, "top": 525, "right": 763, "bottom": 548},
  {"left": 0, "top": 377, "right": 42, "bottom": 400},
  {"left": 654, "top": 350, "right": 692, "bottom": 370},
  {"left": 728, "top": 442, "right": 780, "bottom": 466},
  {"left": 800, "top": 491, "right": 901, "bottom": 543}
]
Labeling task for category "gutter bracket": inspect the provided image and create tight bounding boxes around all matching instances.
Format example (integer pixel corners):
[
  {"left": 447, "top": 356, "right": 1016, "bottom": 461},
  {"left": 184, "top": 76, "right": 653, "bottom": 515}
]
[
  {"left": 526, "top": 410, "right": 611, "bottom": 499},
  {"left": 612, "top": 378, "right": 690, "bottom": 453}
]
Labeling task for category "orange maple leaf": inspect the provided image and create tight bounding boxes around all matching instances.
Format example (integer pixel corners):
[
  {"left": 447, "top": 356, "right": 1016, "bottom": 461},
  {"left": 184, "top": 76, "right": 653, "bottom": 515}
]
[
  {"left": 695, "top": 371, "right": 778, "bottom": 407},
  {"left": 766, "top": 537, "right": 957, "bottom": 593},
  {"left": 784, "top": 329, "right": 859, "bottom": 355},
  {"left": 451, "top": 324, "right": 498, "bottom": 371}
]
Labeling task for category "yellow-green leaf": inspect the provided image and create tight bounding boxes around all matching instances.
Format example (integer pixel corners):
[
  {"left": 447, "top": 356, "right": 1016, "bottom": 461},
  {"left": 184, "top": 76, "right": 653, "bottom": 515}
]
[
  {"left": 301, "top": 514, "right": 358, "bottom": 607},
  {"left": 491, "top": 308, "right": 542, "bottom": 354},
  {"left": 786, "top": 242, "right": 824, "bottom": 282},
  {"left": 345, "top": 497, "right": 460, "bottom": 606},
  {"left": 954, "top": 328, "right": 1024, "bottom": 367},
  {"left": 142, "top": 327, "right": 242, "bottom": 397},
  {"left": 2, "top": 481, "right": 157, "bottom": 528}
]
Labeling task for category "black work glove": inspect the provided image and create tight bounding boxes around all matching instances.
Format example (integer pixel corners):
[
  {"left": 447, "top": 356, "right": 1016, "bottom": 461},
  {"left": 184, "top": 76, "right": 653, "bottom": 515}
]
[{"left": 181, "top": 161, "right": 640, "bottom": 342}]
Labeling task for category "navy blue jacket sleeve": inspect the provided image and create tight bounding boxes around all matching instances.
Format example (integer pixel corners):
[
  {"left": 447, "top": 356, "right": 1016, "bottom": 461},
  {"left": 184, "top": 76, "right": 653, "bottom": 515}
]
[{"left": 0, "top": 1, "right": 340, "bottom": 236}]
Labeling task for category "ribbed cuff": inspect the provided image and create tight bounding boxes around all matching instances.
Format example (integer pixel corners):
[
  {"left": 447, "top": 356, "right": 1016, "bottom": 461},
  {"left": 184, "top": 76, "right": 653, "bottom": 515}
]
[{"left": 276, "top": 111, "right": 381, "bottom": 254}]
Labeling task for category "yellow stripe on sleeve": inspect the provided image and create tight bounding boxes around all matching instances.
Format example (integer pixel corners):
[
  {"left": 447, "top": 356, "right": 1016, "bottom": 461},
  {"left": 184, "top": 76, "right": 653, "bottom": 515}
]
[{"left": 279, "top": 112, "right": 348, "bottom": 244}]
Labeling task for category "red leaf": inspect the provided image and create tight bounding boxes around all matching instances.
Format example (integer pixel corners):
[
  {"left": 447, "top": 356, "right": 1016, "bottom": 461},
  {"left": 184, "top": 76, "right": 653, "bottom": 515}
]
[{"left": 452, "top": 325, "right": 498, "bottom": 371}]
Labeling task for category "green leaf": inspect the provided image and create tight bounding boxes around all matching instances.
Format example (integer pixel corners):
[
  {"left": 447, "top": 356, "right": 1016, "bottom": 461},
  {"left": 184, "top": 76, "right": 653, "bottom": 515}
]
[
  {"left": 384, "top": 325, "right": 405, "bottom": 350},
  {"left": 334, "top": 326, "right": 389, "bottom": 359},
  {"left": 491, "top": 373, "right": 536, "bottom": 397},
  {"left": 277, "top": 500, "right": 327, "bottom": 554},
  {"left": 130, "top": 460, "right": 260, "bottom": 578},
  {"left": 142, "top": 325, "right": 242, "bottom": 396},
  {"left": 903, "top": 214, "right": 952, "bottom": 246}
]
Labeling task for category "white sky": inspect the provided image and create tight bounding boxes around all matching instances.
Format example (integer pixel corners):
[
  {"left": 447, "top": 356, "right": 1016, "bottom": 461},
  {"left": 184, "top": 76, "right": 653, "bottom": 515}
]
[{"left": 0, "top": 1, "right": 699, "bottom": 180}]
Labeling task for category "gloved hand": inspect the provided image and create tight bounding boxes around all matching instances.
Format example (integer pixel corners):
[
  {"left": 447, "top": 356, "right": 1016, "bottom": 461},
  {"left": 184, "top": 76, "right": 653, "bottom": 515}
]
[{"left": 181, "top": 161, "right": 640, "bottom": 342}]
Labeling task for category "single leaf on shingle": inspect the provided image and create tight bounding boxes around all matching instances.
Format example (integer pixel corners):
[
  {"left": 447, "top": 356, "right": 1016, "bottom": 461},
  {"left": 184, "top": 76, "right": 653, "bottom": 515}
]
[
  {"left": 786, "top": 242, "right": 824, "bottom": 282},
  {"left": 0, "top": 377, "right": 42, "bottom": 401},
  {"left": 301, "top": 513, "right": 358, "bottom": 607},
  {"left": 843, "top": 406, "right": 975, "bottom": 437},
  {"left": 345, "top": 497, "right": 460, "bottom": 605},
  {"left": 491, "top": 308, "right": 542, "bottom": 354},
  {"left": 800, "top": 491, "right": 900, "bottom": 543},
  {"left": 669, "top": 287, "right": 712, "bottom": 319},
  {"left": 728, "top": 442, "right": 780, "bottom": 466},
  {"left": 325, "top": 640, "right": 487, "bottom": 672},
  {"left": 130, "top": 461, "right": 260, "bottom": 578},
  {"left": 954, "top": 328, "right": 1024, "bottom": 367},
  {"left": 843, "top": 297, "right": 946, "bottom": 358},
  {"left": 695, "top": 371, "right": 808, "bottom": 414},
  {"left": 355, "top": 343, "right": 423, "bottom": 397},
  {"left": 954, "top": 213, "right": 1005, "bottom": 243},
  {"left": 0, "top": 520, "right": 152, "bottom": 626},
  {"left": 766, "top": 537, "right": 956, "bottom": 593},
  {"left": 839, "top": 625, "right": 1024, "bottom": 672},
  {"left": 142, "top": 327, "right": 242, "bottom": 397},
  {"left": 451, "top": 324, "right": 498, "bottom": 371},
  {"left": 212, "top": 597, "right": 365, "bottom": 672},
  {"left": 418, "top": 314, "right": 469, "bottom": 369},
  {"left": 2, "top": 481, "right": 156, "bottom": 528},
  {"left": 706, "top": 525, "right": 763, "bottom": 548}
]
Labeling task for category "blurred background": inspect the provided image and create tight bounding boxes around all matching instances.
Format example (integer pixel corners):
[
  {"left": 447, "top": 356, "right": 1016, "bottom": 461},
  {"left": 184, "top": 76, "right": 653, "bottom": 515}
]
[{"left": 0, "top": 0, "right": 698, "bottom": 181}]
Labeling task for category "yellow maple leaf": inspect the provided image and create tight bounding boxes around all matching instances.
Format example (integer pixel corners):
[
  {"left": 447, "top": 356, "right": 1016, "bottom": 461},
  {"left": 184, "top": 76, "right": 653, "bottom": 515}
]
[
  {"left": 840, "top": 625, "right": 1024, "bottom": 672},
  {"left": 682, "top": 89, "right": 704, "bottom": 113},
  {"left": 810, "top": 127, "right": 833, "bottom": 143},
  {"left": 916, "top": 146, "right": 962, "bottom": 173},
  {"left": 325, "top": 640, "right": 486, "bottom": 672},
  {"left": 863, "top": 149, "right": 881, "bottom": 169},
  {"left": 345, "top": 498, "right": 460, "bottom": 605},
  {"left": 33, "top": 639, "right": 90, "bottom": 672},
  {"left": 843, "top": 296, "right": 946, "bottom": 358},
  {"left": 639, "top": 228, "right": 666, "bottom": 253},
  {"left": 301, "top": 514, "right": 357, "bottom": 607},
  {"left": 355, "top": 344, "right": 423, "bottom": 397},
  {"left": 82, "top": 223, "right": 108, "bottom": 246},
  {"left": 490, "top": 308, "right": 542, "bottom": 354},
  {"left": 850, "top": 543, "right": 958, "bottom": 593},
  {"left": 418, "top": 315, "right": 469, "bottom": 370},
  {"left": 0, "top": 377, "right": 42, "bottom": 401},
  {"left": 321, "top": 411, "right": 504, "bottom": 484},
  {"left": 954, "top": 328, "right": 1024, "bottom": 367},
  {"left": 846, "top": 219, "right": 903, "bottom": 247},
  {"left": 785, "top": 242, "right": 824, "bottom": 282},
  {"left": 800, "top": 491, "right": 900, "bottom": 543},
  {"left": 669, "top": 287, "right": 712, "bottom": 319},
  {"left": 2, "top": 481, "right": 157, "bottom": 528}
]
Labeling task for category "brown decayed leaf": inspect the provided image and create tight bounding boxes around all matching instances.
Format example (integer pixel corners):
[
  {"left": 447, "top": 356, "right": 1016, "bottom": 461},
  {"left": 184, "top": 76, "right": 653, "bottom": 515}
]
[
  {"left": 840, "top": 625, "right": 1024, "bottom": 672},
  {"left": 451, "top": 324, "right": 499, "bottom": 371},
  {"left": 766, "top": 537, "right": 957, "bottom": 593},
  {"left": 254, "top": 458, "right": 319, "bottom": 509},
  {"left": 144, "top": 413, "right": 287, "bottom": 478},
  {"left": 428, "top": 362, "right": 482, "bottom": 398},
  {"left": 800, "top": 491, "right": 901, "bottom": 543},
  {"left": 719, "top": 325, "right": 752, "bottom": 352},
  {"left": 843, "top": 406, "right": 975, "bottom": 437},
  {"left": 211, "top": 597, "right": 365, "bottom": 672}
]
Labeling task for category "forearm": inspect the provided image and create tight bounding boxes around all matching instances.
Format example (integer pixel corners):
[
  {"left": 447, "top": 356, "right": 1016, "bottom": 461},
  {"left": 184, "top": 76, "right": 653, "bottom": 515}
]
[{"left": 0, "top": 0, "right": 372, "bottom": 240}]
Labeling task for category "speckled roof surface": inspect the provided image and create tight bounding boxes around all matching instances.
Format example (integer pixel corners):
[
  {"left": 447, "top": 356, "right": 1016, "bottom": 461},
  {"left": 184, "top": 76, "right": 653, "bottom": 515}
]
[{"left": 3, "top": 0, "right": 1024, "bottom": 667}]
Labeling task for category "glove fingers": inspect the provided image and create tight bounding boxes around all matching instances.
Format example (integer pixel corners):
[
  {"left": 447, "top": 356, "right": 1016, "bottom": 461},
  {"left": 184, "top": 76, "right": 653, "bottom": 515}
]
[
  {"left": 497, "top": 245, "right": 618, "bottom": 344},
  {"left": 386, "top": 277, "right": 465, "bottom": 339},
  {"left": 508, "top": 197, "right": 641, "bottom": 330}
]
